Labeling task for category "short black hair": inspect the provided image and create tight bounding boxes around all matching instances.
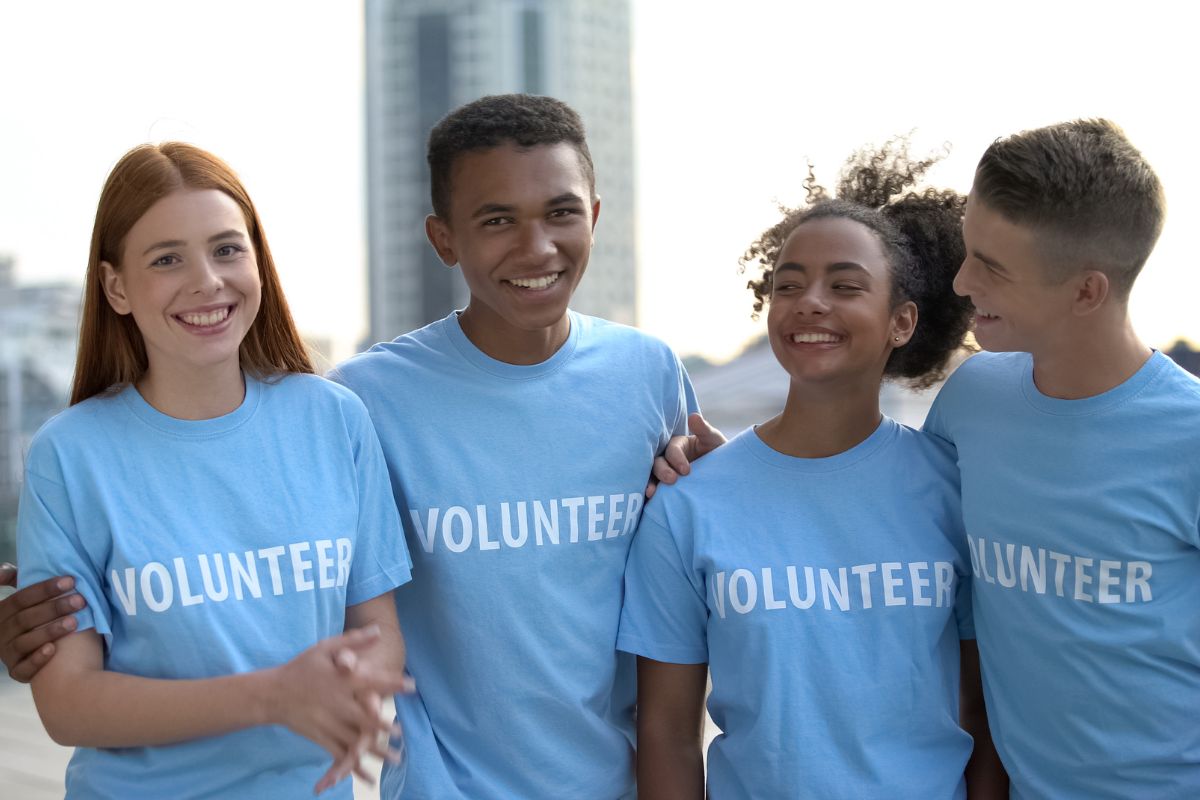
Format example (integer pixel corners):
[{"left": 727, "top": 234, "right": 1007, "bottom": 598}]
[
  {"left": 427, "top": 93, "right": 596, "bottom": 219},
  {"left": 743, "top": 138, "right": 973, "bottom": 389},
  {"left": 973, "top": 119, "right": 1165, "bottom": 296}
]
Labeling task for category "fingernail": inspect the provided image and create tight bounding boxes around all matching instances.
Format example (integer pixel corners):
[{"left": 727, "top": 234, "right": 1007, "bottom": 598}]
[
  {"left": 56, "top": 578, "right": 73, "bottom": 591},
  {"left": 41, "top": 644, "right": 54, "bottom": 656},
  {"left": 62, "top": 617, "right": 77, "bottom": 631},
  {"left": 402, "top": 676, "right": 417, "bottom": 692},
  {"left": 69, "top": 595, "right": 85, "bottom": 609}
]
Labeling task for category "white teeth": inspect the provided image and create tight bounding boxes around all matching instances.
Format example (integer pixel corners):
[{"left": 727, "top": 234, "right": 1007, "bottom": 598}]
[
  {"left": 179, "top": 307, "right": 231, "bottom": 327},
  {"left": 507, "top": 273, "right": 561, "bottom": 290},
  {"left": 791, "top": 332, "right": 841, "bottom": 344}
]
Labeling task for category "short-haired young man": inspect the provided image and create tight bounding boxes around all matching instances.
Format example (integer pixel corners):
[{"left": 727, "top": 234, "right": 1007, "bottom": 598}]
[
  {"left": 923, "top": 119, "right": 1200, "bottom": 798},
  {"left": 329, "top": 94, "right": 697, "bottom": 798}
]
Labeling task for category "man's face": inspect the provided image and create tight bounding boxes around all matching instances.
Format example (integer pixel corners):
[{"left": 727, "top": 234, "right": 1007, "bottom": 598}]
[
  {"left": 955, "top": 193, "right": 1075, "bottom": 354},
  {"left": 427, "top": 141, "right": 599, "bottom": 340}
]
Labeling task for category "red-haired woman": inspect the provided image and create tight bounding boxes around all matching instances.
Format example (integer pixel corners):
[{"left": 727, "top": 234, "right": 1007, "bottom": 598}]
[{"left": 15, "top": 143, "right": 411, "bottom": 798}]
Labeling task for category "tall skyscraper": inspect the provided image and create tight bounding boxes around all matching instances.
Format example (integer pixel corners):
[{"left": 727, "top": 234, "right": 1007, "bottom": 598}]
[{"left": 364, "top": 0, "right": 636, "bottom": 345}]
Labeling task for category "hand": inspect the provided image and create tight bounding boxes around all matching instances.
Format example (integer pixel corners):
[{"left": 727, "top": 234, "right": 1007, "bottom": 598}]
[
  {"left": 645, "top": 413, "right": 727, "bottom": 499},
  {"left": 261, "top": 627, "right": 410, "bottom": 793},
  {"left": 314, "top": 645, "right": 415, "bottom": 793},
  {"left": 0, "top": 566, "right": 86, "bottom": 682}
]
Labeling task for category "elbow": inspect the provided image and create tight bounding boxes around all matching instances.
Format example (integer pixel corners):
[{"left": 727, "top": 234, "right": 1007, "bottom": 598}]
[{"left": 32, "top": 686, "right": 86, "bottom": 747}]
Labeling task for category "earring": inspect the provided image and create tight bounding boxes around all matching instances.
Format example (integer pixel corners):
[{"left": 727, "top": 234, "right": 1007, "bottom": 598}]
[{"left": 893, "top": 336, "right": 901, "bottom": 343}]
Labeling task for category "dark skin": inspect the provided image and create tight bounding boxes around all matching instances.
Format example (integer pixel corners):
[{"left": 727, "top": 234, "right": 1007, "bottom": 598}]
[
  {"left": 0, "top": 564, "right": 85, "bottom": 683},
  {"left": 636, "top": 658, "right": 707, "bottom": 799}
]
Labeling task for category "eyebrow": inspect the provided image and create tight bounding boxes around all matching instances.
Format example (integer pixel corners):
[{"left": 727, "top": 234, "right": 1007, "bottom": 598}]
[
  {"left": 776, "top": 261, "right": 871, "bottom": 276},
  {"left": 971, "top": 249, "right": 1007, "bottom": 272},
  {"left": 141, "top": 230, "right": 246, "bottom": 256},
  {"left": 469, "top": 192, "right": 586, "bottom": 219}
]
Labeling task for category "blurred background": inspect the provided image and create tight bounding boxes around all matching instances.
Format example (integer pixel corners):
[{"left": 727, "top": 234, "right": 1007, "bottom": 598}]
[{"left": 2, "top": 1, "right": 1199, "bottom": 795}]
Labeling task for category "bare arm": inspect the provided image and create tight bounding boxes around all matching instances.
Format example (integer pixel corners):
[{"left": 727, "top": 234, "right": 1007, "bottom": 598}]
[
  {"left": 960, "top": 640, "right": 1008, "bottom": 799},
  {"left": 0, "top": 565, "right": 85, "bottom": 682},
  {"left": 29, "top": 624, "right": 406, "bottom": 755},
  {"left": 636, "top": 656, "right": 708, "bottom": 800}
]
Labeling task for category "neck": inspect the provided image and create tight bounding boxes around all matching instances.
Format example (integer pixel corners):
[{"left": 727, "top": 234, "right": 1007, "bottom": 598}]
[
  {"left": 1031, "top": 307, "right": 1151, "bottom": 399},
  {"left": 137, "top": 359, "right": 246, "bottom": 420},
  {"left": 458, "top": 302, "right": 571, "bottom": 365},
  {"left": 757, "top": 376, "right": 882, "bottom": 458}
]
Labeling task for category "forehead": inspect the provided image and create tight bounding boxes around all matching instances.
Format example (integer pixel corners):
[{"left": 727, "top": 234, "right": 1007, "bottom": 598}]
[
  {"left": 778, "top": 216, "right": 888, "bottom": 272},
  {"left": 963, "top": 192, "right": 1044, "bottom": 256},
  {"left": 446, "top": 142, "right": 591, "bottom": 211},
  {"left": 126, "top": 189, "right": 247, "bottom": 241}
]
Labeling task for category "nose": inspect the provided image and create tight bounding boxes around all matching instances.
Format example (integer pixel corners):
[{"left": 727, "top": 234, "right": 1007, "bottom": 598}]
[
  {"left": 190, "top": 256, "right": 224, "bottom": 295},
  {"left": 515, "top": 222, "right": 556, "bottom": 267},
  {"left": 792, "top": 285, "right": 831, "bottom": 316},
  {"left": 952, "top": 259, "right": 974, "bottom": 298}
]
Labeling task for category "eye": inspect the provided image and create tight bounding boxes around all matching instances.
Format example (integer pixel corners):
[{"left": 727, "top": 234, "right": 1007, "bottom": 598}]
[
  {"left": 214, "top": 243, "right": 246, "bottom": 258},
  {"left": 150, "top": 254, "right": 180, "bottom": 267},
  {"left": 833, "top": 283, "right": 864, "bottom": 293},
  {"left": 549, "top": 208, "right": 580, "bottom": 219},
  {"left": 482, "top": 216, "right": 513, "bottom": 227}
]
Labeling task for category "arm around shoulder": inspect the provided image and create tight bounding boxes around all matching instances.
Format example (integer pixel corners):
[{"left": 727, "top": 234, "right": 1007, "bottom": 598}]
[{"left": 960, "top": 640, "right": 1009, "bottom": 799}]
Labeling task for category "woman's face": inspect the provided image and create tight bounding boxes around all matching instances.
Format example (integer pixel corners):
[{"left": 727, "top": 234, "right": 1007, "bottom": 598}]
[
  {"left": 766, "top": 216, "right": 915, "bottom": 389},
  {"left": 102, "top": 188, "right": 262, "bottom": 379}
]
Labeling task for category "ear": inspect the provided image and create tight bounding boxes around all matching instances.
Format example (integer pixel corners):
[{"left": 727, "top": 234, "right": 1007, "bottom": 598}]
[
  {"left": 425, "top": 214, "right": 458, "bottom": 267},
  {"left": 590, "top": 196, "right": 601, "bottom": 234},
  {"left": 101, "top": 261, "right": 132, "bottom": 315},
  {"left": 890, "top": 300, "right": 918, "bottom": 347},
  {"left": 1072, "top": 270, "right": 1110, "bottom": 316}
]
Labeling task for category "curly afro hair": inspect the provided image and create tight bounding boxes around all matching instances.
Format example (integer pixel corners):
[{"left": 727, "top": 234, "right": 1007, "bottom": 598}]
[
  {"left": 742, "top": 138, "right": 974, "bottom": 389},
  {"left": 427, "top": 93, "right": 595, "bottom": 219}
]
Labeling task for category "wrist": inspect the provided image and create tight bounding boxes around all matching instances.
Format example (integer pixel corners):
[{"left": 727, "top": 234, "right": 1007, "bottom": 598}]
[{"left": 247, "top": 666, "right": 282, "bottom": 727}]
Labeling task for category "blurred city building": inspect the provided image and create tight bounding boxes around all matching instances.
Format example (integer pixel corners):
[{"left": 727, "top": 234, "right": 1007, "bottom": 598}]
[
  {"left": 363, "top": 0, "right": 636, "bottom": 345},
  {"left": 0, "top": 256, "right": 80, "bottom": 562}
]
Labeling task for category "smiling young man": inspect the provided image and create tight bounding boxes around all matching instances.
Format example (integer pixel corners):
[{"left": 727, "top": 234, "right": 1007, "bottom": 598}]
[
  {"left": 923, "top": 119, "right": 1200, "bottom": 798},
  {"left": 329, "top": 95, "right": 697, "bottom": 799}
]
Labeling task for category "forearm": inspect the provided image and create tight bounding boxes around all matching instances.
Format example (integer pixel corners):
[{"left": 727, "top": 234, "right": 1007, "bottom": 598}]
[
  {"left": 33, "top": 657, "right": 274, "bottom": 748},
  {"left": 637, "top": 729, "right": 704, "bottom": 800},
  {"left": 961, "top": 640, "right": 1008, "bottom": 799}
]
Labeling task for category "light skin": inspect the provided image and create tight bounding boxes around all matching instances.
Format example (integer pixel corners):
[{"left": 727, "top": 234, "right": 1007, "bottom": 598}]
[
  {"left": 424, "top": 141, "right": 600, "bottom": 366},
  {"left": 25, "top": 187, "right": 410, "bottom": 793},
  {"left": 955, "top": 193, "right": 1151, "bottom": 399},
  {"left": 638, "top": 217, "right": 1005, "bottom": 798}
]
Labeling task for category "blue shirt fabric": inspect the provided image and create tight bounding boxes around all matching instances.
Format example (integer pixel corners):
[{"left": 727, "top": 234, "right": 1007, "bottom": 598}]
[
  {"left": 17, "top": 373, "right": 411, "bottom": 800},
  {"left": 924, "top": 350, "right": 1200, "bottom": 799},
  {"left": 329, "top": 310, "right": 696, "bottom": 800},
  {"left": 618, "top": 420, "right": 974, "bottom": 799}
]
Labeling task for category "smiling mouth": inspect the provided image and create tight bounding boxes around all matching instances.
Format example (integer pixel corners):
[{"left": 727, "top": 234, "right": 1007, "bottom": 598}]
[
  {"left": 789, "top": 332, "right": 844, "bottom": 344},
  {"left": 176, "top": 305, "right": 234, "bottom": 328},
  {"left": 975, "top": 311, "right": 1000, "bottom": 322},
  {"left": 504, "top": 272, "right": 562, "bottom": 290}
]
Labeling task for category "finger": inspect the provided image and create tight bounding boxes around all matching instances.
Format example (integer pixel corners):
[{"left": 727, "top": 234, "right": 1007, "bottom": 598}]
[
  {"left": 7, "top": 642, "right": 56, "bottom": 683},
  {"left": 643, "top": 480, "right": 657, "bottom": 500},
  {"left": 0, "top": 577, "right": 77, "bottom": 624},
  {"left": 662, "top": 437, "right": 693, "bottom": 476},
  {"left": 5, "top": 615, "right": 78, "bottom": 669},
  {"left": 0, "top": 564, "right": 16, "bottom": 587},
  {"left": 333, "top": 647, "right": 358, "bottom": 675},
  {"left": 326, "top": 624, "right": 382, "bottom": 654},
  {"left": 651, "top": 454, "right": 680, "bottom": 485},
  {"left": 9, "top": 593, "right": 85, "bottom": 637},
  {"left": 688, "top": 412, "right": 727, "bottom": 448}
]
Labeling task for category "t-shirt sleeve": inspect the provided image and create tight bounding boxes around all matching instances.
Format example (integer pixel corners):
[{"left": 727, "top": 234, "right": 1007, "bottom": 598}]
[
  {"left": 345, "top": 405, "right": 412, "bottom": 607},
  {"left": 921, "top": 389, "right": 954, "bottom": 448},
  {"left": 16, "top": 466, "right": 109, "bottom": 644},
  {"left": 665, "top": 353, "right": 701, "bottom": 439},
  {"left": 617, "top": 508, "right": 708, "bottom": 664}
]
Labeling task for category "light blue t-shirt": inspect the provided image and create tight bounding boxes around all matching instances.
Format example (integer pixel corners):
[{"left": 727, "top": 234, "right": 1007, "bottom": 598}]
[
  {"left": 618, "top": 420, "right": 975, "bottom": 799},
  {"left": 329, "top": 310, "right": 696, "bottom": 800},
  {"left": 924, "top": 350, "right": 1200, "bottom": 799},
  {"left": 17, "top": 373, "right": 412, "bottom": 800}
]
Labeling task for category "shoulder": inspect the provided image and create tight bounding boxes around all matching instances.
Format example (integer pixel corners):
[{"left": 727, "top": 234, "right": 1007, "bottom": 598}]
[
  {"left": 1154, "top": 352, "right": 1200, "bottom": 404},
  {"left": 891, "top": 422, "right": 959, "bottom": 478},
  {"left": 942, "top": 350, "right": 1026, "bottom": 391},
  {"left": 24, "top": 391, "right": 128, "bottom": 476},
  {"left": 575, "top": 313, "right": 680, "bottom": 362},
  {"left": 330, "top": 318, "right": 454, "bottom": 393}
]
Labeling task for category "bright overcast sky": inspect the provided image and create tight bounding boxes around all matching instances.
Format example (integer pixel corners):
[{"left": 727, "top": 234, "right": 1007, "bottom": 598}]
[{"left": 1, "top": 1, "right": 1197, "bottom": 363}]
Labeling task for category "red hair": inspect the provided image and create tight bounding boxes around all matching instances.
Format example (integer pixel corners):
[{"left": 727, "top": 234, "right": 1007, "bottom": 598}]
[{"left": 71, "top": 143, "right": 313, "bottom": 405}]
